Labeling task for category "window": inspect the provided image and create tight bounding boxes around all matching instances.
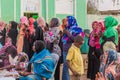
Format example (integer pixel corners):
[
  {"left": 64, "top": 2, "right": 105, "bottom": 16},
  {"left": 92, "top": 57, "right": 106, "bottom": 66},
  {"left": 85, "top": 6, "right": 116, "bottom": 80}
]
[
  {"left": 56, "top": 0, "right": 74, "bottom": 14},
  {"left": 21, "top": 0, "right": 41, "bottom": 17}
]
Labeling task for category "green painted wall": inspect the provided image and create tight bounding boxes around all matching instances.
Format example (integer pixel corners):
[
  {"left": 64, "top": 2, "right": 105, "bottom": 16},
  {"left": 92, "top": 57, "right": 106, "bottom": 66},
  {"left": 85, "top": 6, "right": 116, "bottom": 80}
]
[
  {"left": 1, "top": 0, "right": 14, "bottom": 23},
  {"left": 42, "top": 0, "right": 46, "bottom": 20},
  {"left": 48, "top": 0, "right": 55, "bottom": 22},
  {"left": 16, "top": 0, "right": 21, "bottom": 22},
  {"left": 76, "top": 0, "right": 87, "bottom": 29},
  {"left": 0, "top": 0, "right": 87, "bottom": 29}
]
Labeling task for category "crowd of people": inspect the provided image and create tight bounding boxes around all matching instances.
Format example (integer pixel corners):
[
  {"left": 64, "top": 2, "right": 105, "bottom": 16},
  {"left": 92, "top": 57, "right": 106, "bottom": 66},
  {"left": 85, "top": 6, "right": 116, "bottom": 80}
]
[{"left": 0, "top": 15, "right": 120, "bottom": 80}]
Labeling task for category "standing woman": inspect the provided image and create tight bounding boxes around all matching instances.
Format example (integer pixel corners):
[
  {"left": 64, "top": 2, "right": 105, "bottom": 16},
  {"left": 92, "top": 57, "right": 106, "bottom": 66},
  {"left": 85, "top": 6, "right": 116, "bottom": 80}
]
[
  {"left": 28, "top": 17, "right": 35, "bottom": 35},
  {"left": 100, "top": 16, "right": 118, "bottom": 52},
  {"left": 44, "top": 18, "right": 61, "bottom": 56},
  {"left": 17, "top": 16, "right": 29, "bottom": 54},
  {"left": 33, "top": 17, "right": 45, "bottom": 42},
  {"left": 7, "top": 21, "right": 18, "bottom": 46},
  {"left": 87, "top": 21, "right": 102, "bottom": 80},
  {"left": 0, "top": 21, "right": 6, "bottom": 46},
  {"left": 44, "top": 18, "right": 61, "bottom": 80},
  {"left": 62, "top": 16, "right": 84, "bottom": 80}
]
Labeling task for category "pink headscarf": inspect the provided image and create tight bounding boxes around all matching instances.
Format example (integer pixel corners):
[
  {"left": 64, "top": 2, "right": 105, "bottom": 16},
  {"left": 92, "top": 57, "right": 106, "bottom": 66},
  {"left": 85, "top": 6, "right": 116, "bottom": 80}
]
[
  {"left": 20, "top": 16, "right": 29, "bottom": 26},
  {"left": 29, "top": 18, "right": 35, "bottom": 34},
  {"left": 98, "top": 21, "right": 105, "bottom": 33},
  {"left": 37, "top": 17, "right": 46, "bottom": 31}
]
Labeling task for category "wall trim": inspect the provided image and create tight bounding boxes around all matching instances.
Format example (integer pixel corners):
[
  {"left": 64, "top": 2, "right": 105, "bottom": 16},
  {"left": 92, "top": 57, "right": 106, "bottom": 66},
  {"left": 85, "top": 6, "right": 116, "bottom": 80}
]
[
  {"left": 74, "top": 0, "right": 76, "bottom": 18},
  {"left": 46, "top": 0, "right": 48, "bottom": 22},
  {"left": 0, "top": 0, "right": 1, "bottom": 18},
  {"left": 14, "top": 0, "right": 16, "bottom": 21}
]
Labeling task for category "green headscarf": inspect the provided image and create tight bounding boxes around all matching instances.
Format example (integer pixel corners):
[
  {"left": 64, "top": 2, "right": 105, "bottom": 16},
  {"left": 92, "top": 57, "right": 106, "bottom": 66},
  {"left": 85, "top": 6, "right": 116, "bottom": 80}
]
[{"left": 100, "top": 16, "right": 118, "bottom": 45}]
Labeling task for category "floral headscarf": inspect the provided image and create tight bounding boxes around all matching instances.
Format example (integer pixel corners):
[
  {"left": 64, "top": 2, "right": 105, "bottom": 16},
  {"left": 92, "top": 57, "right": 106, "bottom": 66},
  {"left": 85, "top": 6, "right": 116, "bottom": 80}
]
[
  {"left": 100, "top": 49, "right": 119, "bottom": 80},
  {"left": 62, "top": 16, "right": 84, "bottom": 44},
  {"left": 18, "top": 52, "right": 29, "bottom": 63}
]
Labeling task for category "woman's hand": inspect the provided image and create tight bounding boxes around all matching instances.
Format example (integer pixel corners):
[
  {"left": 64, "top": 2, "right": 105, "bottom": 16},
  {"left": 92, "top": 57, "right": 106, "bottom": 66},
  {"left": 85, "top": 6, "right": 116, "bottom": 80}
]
[
  {"left": 95, "top": 72, "right": 105, "bottom": 80},
  {"left": 72, "top": 70, "right": 80, "bottom": 76},
  {"left": 63, "top": 29, "right": 70, "bottom": 36},
  {"left": 19, "top": 71, "right": 32, "bottom": 76}
]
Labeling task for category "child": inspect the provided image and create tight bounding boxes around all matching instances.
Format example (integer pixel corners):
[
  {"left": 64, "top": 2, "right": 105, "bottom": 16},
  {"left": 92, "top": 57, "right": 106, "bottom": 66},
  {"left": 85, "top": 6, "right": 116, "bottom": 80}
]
[{"left": 66, "top": 35, "right": 84, "bottom": 80}]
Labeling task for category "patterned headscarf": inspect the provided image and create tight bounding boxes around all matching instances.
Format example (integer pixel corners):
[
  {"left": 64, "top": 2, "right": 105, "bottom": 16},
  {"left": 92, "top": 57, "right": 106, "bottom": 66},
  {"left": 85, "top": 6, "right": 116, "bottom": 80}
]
[
  {"left": 20, "top": 16, "right": 29, "bottom": 26},
  {"left": 18, "top": 52, "right": 29, "bottom": 63},
  {"left": 62, "top": 16, "right": 84, "bottom": 44},
  {"left": 100, "top": 49, "right": 119, "bottom": 80}
]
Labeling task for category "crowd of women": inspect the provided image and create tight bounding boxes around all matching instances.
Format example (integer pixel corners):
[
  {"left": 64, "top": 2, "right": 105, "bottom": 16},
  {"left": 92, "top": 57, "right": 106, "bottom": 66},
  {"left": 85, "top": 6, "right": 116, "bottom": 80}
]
[{"left": 0, "top": 15, "right": 120, "bottom": 80}]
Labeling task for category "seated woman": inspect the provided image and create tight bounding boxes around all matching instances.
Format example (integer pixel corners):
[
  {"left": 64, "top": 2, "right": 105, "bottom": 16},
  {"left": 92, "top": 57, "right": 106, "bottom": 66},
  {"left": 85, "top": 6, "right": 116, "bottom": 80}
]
[
  {"left": 0, "top": 48, "right": 29, "bottom": 79},
  {"left": 19, "top": 40, "right": 55, "bottom": 80},
  {"left": 96, "top": 49, "right": 120, "bottom": 80}
]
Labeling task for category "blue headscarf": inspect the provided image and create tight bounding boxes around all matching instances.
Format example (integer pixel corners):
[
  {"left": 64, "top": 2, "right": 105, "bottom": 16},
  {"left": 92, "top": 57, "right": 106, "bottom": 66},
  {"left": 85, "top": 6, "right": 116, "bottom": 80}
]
[
  {"left": 62, "top": 16, "right": 84, "bottom": 44},
  {"left": 100, "top": 49, "right": 119, "bottom": 80}
]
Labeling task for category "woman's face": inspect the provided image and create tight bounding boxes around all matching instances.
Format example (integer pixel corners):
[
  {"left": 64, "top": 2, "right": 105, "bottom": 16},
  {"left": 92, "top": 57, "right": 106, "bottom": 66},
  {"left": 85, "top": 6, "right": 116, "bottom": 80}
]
[
  {"left": 9, "top": 23, "right": 12, "bottom": 29},
  {"left": 63, "top": 18, "right": 68, "bottom": 27},
  {"left": 32, "top": 43, "right": 36, "bottom": 52},
  {"left": 93, "top": 23, "right": 98, "bottom": 30}
]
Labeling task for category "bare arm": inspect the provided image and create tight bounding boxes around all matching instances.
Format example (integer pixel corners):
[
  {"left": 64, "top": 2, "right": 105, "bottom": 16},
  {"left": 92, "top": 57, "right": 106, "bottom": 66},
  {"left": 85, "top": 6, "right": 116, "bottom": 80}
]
[{"left": 66, "top": 60, "right": 80, "bottom": 76}]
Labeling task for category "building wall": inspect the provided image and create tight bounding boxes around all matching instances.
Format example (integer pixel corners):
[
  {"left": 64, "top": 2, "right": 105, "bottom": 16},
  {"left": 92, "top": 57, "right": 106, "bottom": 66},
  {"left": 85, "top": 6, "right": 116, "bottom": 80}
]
[
  {"left": 0, "top": 0, "right": 87, "bottom": 29},
  {"left": 87, "top": 14, "right": 120, "bottom": 31}
]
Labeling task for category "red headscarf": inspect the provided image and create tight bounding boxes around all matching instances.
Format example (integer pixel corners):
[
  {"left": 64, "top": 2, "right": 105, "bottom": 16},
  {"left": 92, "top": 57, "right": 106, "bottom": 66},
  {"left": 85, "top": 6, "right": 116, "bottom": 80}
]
[{"left": 29, "top": 18, "right": 35, "bottom": 35}]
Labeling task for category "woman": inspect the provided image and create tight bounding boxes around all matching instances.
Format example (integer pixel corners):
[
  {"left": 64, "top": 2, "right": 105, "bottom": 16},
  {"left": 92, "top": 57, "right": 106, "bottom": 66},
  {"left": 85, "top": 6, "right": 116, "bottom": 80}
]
[
  {"left": 99, "top": 49, "right": 120, "bottom": 80},
  {"left": 19, "top": 40, "right": 55, "bottom": 80},
  {"left": 62, "top": 16, "right": 84, "bottom": 80},
  {"left": 17, "top": 16, "right": 29, "bottom": 53},
  {"left": 7, "top": 21, "right": 18, "bottom": 46},
  {"left": 33, "top": 17, "right": 44, "bottom": 41},
  {"left": 0, "top": 38, "right": 14, "bottom": 67},
  {"left": 0, "top": 21, "right": 6, "bottom": 46},
  {"left": 28, "top": 17, "right": 35, "bottom": 35},
  {"left": 100, "top": 16, "right": 118, "bottom": 52},
  {"left": 0, "top": 52, "right": 29, "bottom": 80},
  {"left": 44, "top": 18, "right": 61, "bottom": 80},
  {"left": 37, "top": 17, "right": 46, "bottom": 32},
  {"left": 116, "top": 24, "right": 120, "bottom": 52},
  {"left": 87, "top": 21, "right": 103, "bottom": 80},
  {"left": 44, "top": 18, "right": 61, "bottom": 56}
]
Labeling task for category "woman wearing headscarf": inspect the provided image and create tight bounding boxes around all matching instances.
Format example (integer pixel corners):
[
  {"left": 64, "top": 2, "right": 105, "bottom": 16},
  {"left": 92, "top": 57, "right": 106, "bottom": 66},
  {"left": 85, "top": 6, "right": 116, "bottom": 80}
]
[
  {"left": 100, "top": 16, "right": 118, "bottom": 52},
  {"left": 7, "top": 21, "right": 18, "bottom": 46},
  {"left": 99, "top": 49, "right": 120, "bottom": 80},
  {"left": 17, "top": 16, "right": 33, "bottom": 59},
  {"left": 87, "top": 21, "right": 103, "bottom": 80},
  {"left": 17, "top": 16, "right": 29, "bottom": 54},
  {"left": 0, "top": 38, "right": 14, "bottom": 67},
  {"left": 37, "top": 17, "right": 46, "bottom": 32},
  {"left": 0, "top": 21, "right": 6, "bottom": 46},
  {"left": 19, "top": 40, "right": 55, "bottom": 80},
  {"left": 32, "top": 17, "right": 44, "bottom": 41},
  {"left": 62, "top": 16, "right": 84, "bottom": 80},
  {"left": 28, "top": 17, "right": 35, "bottom": 35},
  {"left": 43, "top": 18, "right": 61, "bottom": 80}
]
